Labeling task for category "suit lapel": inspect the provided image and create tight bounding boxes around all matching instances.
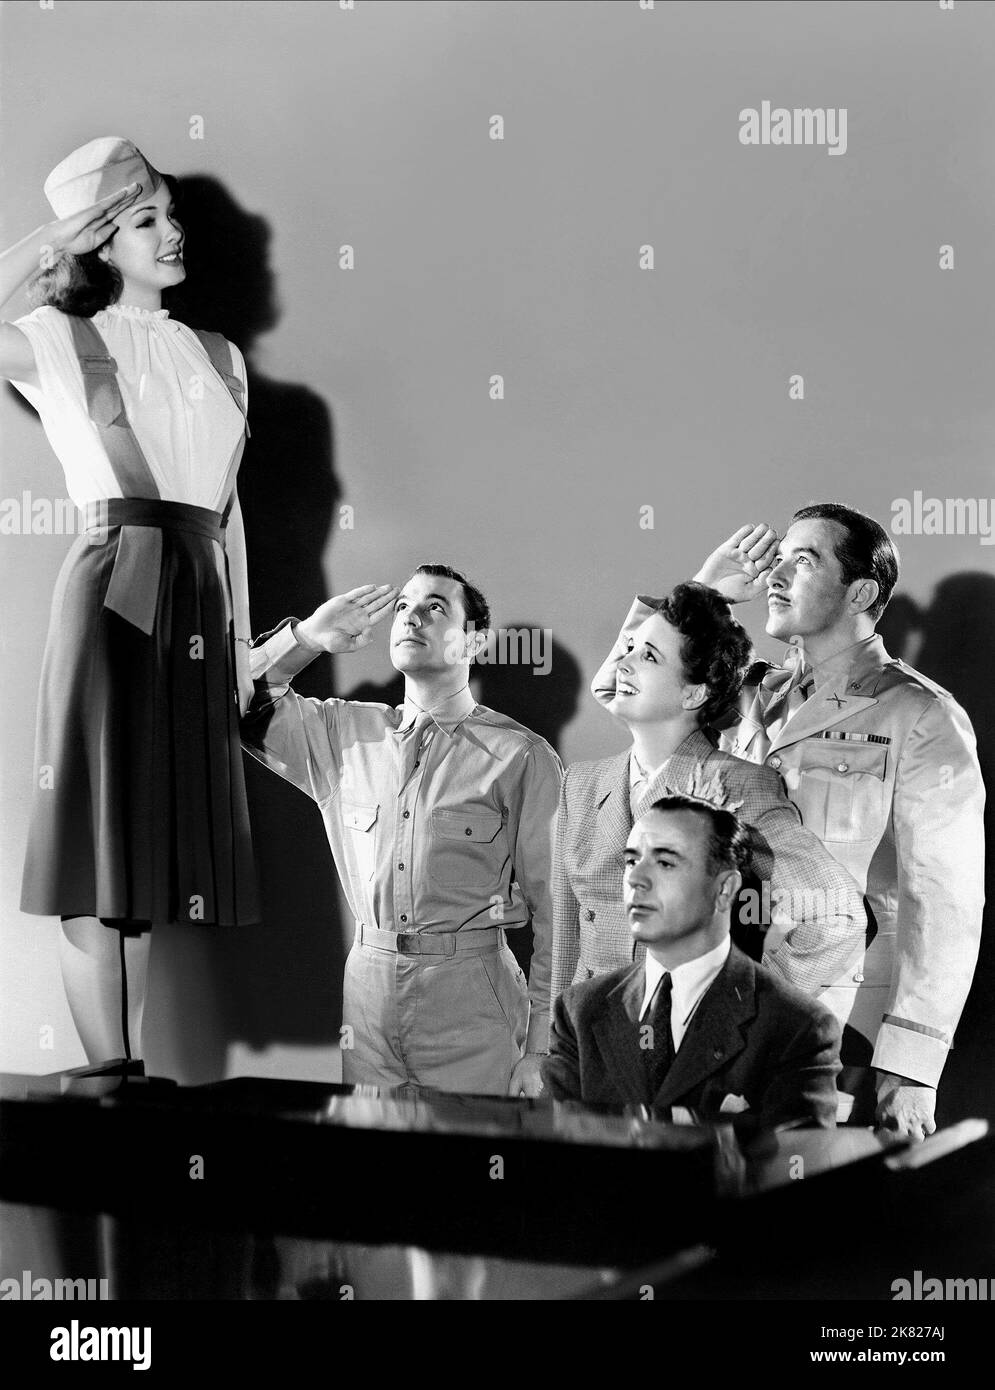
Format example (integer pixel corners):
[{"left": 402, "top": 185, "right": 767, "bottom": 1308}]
[
  {"left": 654, "top": 947, "right": 757, "bottom": 1109},
  {"left": 592, "top": 966, "right": 649, "bottom": 1107}
]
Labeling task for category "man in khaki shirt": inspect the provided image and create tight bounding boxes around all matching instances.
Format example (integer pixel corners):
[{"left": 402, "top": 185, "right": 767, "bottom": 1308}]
[{"left": 242, "top": 565, "right": 563, "bottom": 1098}]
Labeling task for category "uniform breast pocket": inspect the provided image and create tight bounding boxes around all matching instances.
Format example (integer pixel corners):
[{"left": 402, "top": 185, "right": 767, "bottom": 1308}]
[
  {"left": 342, "top": 801, "right": 379, "bottom": 881},
  {"left": 431, "top": 807, "right": 506, "bottom": 887},
  {"left": 797, "top": 740, "right": 889, "bottom": 844}
]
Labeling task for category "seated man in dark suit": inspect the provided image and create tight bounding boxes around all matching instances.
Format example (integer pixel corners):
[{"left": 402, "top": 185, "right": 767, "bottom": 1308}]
[{"left": 543, "top": 794, "right": 841, "bottom": 1128}]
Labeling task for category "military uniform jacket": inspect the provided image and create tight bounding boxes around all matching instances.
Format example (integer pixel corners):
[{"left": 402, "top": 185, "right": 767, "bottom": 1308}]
[{"left": 720, "top": 634, "right": 985, "bottom": 1087}]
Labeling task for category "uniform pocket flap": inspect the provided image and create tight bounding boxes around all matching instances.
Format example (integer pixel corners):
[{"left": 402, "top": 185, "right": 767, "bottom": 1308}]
[
  {"left": 798, "top": 739, "right": 888, "bottom": 780},
  {"left": 433, "top": 807, "right": 504, "bottom": 842},
  {"left": 343, "top": 801, "right": 379, "bottom": 832}
]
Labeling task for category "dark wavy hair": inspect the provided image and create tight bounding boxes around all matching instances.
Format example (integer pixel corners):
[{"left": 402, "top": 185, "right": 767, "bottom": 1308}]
[
  {"left": 644, "top": 794, "right": 752, "bottom": 877},
  {"left": 413, "top": 563, "right": 491, "bottom": 632},
  {"left": 640, "top": 581, "right": 752, "bottom": 726},
  {"left": 791, "top": 502, "right": 899, "bottom": 621},
  {"left": 26, "top": 248, "right": 122, "bottom": 317},
  {"left": 26, "top": 174, "right": 180, "bottom": 318}
]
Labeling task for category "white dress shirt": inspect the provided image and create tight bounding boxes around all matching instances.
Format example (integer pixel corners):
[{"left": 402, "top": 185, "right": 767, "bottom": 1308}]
[
  {"left": 628, "top": 750, "right": 666, "bottom": 817},
  {"left": 639, "top": 936, "right": 732, "bottom": 1050}
]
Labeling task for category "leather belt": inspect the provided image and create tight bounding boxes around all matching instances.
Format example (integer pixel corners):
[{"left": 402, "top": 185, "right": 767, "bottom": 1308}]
[{"left": 359, "top": 924, "right": 504, "bottom": 957}]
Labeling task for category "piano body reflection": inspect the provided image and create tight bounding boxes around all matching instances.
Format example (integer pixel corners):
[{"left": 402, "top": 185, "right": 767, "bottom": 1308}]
[{"left": 0, "top": 1071, "right": 989, "bottom": 1300}]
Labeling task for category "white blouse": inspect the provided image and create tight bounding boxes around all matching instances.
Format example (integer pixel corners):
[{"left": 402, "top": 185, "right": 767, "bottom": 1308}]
[
  {"left": 11, "top": 303, "right": 247, "bottom": 511},
  {"left": 11, "top": 302, "right": 254, "bottom": 709}
]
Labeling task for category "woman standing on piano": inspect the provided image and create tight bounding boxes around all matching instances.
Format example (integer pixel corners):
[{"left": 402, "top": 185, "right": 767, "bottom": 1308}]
[{"left": 0, "top": 137, "right": 259, "bottom": 1069}]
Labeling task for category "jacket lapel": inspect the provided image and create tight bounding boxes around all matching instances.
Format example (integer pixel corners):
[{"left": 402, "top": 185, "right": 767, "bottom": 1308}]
[
  {"left": 768, "top": 637, "right": 891, "bottom": 753},
  {"left": 593, "top": 751, "right": 632, "bottom": 864},
  {"left": 592, "top": 965, "right": 649, "bottom": 1108},
  {"left": 654, "top": 947, "right": 756, "bottom": 1109},
  {"left": 633, "top": 728, "right": 719, "bottom": 812}
]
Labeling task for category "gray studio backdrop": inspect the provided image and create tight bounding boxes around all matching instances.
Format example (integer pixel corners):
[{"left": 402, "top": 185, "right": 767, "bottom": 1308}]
[{"left": 2, "top": 1, "right": 993, "bottom": 1097}]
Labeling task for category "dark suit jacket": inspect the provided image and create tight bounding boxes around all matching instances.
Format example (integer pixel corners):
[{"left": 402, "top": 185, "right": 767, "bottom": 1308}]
[{"left": 542, "top": 943, "right": 841, "bottom": 1128}]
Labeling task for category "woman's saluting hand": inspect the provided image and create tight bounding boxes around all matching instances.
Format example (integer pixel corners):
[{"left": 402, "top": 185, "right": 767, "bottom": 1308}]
[
  {"left": 0, "top": 181, "right": 146, "bottom": 386},
  {"left": 46, "top": 181, "right": 144, "bottom": 258}
]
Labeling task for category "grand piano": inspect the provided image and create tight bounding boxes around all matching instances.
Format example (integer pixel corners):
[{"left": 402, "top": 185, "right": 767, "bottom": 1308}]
[{"left": 1, "top": 1067, "right": 990, "bottom": 1301}]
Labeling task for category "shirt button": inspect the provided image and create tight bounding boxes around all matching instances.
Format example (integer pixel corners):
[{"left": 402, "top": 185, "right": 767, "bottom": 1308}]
[
  {"left": 853, "top": 972, "right": 864, "bottom": 983},
  {"left": 400, "top": 914, "right": 408, "bottom": 923},
  {"left": 414, "top": 761, "right": 420, "bottom": 769},
  {"left": 398, "top": 862, "right": 404, "bottom": 871},
  {"left": 850, "top": 682, "right": 861, "bottom": 690},
  {"left": 403, "top": 810, "right": 410, "bottom": 819},
  {"left": 464, "top": 827, "right": 472, "bottom": 836},
  {"left": 768, "top": 756, "right": 782, "bottom": 769},
  {"left": 837, "top": 762, "right": 848, "bottom": 773},
  {"left": 585, "top": 909, "right": 596, "bottom": 921}
]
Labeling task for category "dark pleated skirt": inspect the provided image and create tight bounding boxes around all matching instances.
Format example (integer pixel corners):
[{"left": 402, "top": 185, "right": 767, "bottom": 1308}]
[{"left": 20, "top": 508, "right": 260, "bottom": 926}]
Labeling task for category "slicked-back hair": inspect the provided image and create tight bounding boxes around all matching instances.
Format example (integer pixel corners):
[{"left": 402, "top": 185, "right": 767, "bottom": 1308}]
[
  {"left": 641, "top": 581, "right": 753, "bottom": 726},
  {"left": 413, "top": 563, "right": 491, "bottom": 633},
  {"left": 792, "top": 502, "right": 899, "bottom": 620},
  {"left": 643, "top": 794, "right": 752, "bottom": 877}
]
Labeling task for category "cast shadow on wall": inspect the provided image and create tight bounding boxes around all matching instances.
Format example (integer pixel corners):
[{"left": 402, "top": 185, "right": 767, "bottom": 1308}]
[
  {"left": 348, "top": 631, "right": 583, "bottom": 975},
  {"left": 148, "top": 175, "right": 343, "bottom": 1082},
  {"left": 877, "top": 574, "right": 995, "bottom": 1124}
]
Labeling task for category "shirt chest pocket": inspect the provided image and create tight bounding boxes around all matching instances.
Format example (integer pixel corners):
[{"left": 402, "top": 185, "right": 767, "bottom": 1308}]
[
  {"left": 431, "top": 807, "right": 506, "bottom": 887},
  {"left": 796, "top": 740, "right": 889, "bottom": 844},
  {"left": 342, "top": 801, "right": 379, "bottom": 881}
]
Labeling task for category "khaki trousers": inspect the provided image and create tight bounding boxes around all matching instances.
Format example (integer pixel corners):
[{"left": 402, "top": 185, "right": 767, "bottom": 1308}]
[{"left": 341, "top": 937, "right": 528, "bottom": 1096}]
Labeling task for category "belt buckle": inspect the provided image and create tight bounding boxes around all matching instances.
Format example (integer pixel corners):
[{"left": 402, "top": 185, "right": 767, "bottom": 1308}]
[{"left": 395, "top": 932, "right": 416, "bottom": 954}]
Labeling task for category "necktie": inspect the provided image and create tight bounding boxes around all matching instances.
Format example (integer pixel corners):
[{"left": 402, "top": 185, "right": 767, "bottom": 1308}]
[
  {"left": 396, "top": 710, "right": 432, "bottom": 789},
  {"left": 642, "top": 972, "right": 675, "bottom": 1103},
  {"left": 762, "top": 669, "right": 813, "bottom": 750}
]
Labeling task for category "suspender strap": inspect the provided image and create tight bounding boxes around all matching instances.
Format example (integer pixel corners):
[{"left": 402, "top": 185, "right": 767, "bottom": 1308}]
[
  {"left": 67, "top": 316, "right": 245, "bottom": 636},
  {"left": 191, "top": 328, "right": 251, "bottom": 439},
  {"left": 67, "top": 315, "right": 161, "bottom": 499},
  {"left": 191, "top": 327, "right": 250, "bottom": 525}
]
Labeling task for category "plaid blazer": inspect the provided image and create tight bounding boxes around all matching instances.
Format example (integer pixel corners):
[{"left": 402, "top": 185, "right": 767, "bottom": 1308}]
[{"left": 548, "top": 728, "right": 867, "bottom": 1045}]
